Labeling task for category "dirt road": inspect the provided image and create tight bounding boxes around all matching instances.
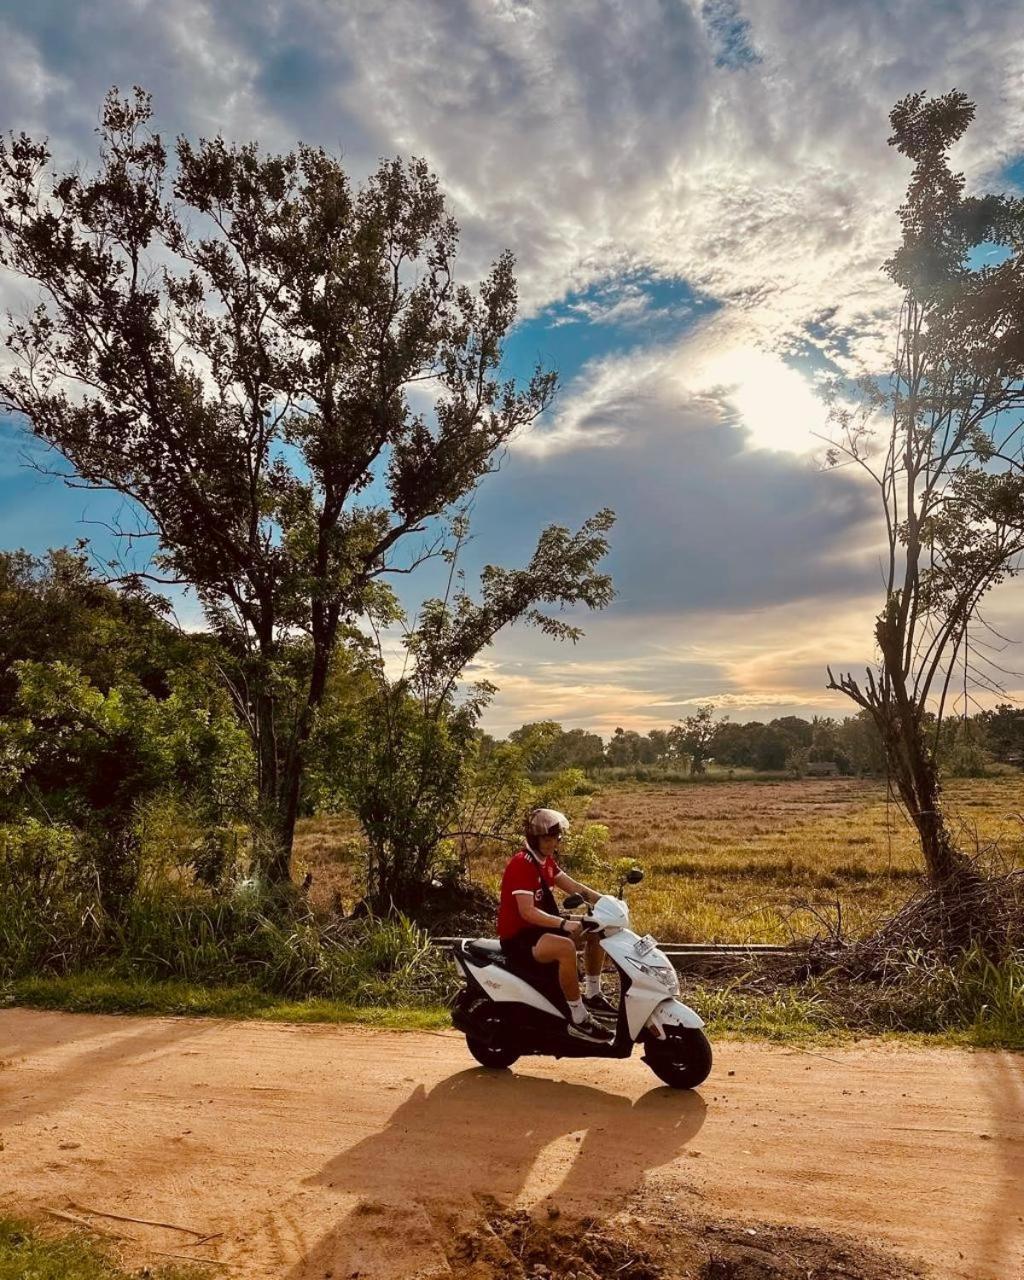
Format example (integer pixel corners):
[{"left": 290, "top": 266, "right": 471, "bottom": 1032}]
[{"left": 1, "top": 1010, "right": 1022, "bottom": 1279}]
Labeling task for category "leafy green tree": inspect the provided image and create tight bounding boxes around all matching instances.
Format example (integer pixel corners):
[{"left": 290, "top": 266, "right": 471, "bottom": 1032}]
[
  {"left": 0, "top": 548, "right": 186, "bottom": 714},
  {"left": 709, "top": 719, "right": 756, "bottom": 767},
  {"left": 510, "top": 722, "right": 608, "bottom": 772},
  {"left": 555, "top": 728, "right": 607, "bottom": 770},
  {"left": 827, "top": 91, "right": 1024, "bottom": 892},
  {"left": 836, "top": 710, "right": 887, "bottom": 776},
  {"left": 770, "top": 716, "right": 813, "bottom": 750},
  {"left": 807, "top": 716, "right": 849, "bottom": 770},
  {"left": 333, "top": 512, "right": 614, "bottom": 910},
  {"left": 752, "top": 725, "right": 788, "bottom": 772},
  {"left": 0, "top": 659, "right": 253, "bottom": 902},
  {"left": 508, "top": 721, "right": 566, "bottom": 768},
  {"left": 935, "top": 715, "right": 989, "bottom": 778},
  {"left": 979, "top": 704, "right": 1024, "bottom": 764},
  {"left": 670, "top": 704, "right": 716, "bottom": 775},
  {"left": 0, "top": 88, "right": 562, "bottom": 884},
  {"left": 644, "top": 728, "right": 671, "bottom": 765},
  {"left": 605, "top": 727, "right": 643, "bottom": 767}
]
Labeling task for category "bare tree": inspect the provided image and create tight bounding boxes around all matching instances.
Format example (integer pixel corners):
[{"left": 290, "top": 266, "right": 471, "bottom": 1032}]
[{"left": 826, "top": 91, "right": 1024, "bottom": 894}]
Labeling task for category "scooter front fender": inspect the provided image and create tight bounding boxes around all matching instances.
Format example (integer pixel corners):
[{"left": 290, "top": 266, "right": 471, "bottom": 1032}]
[{"left": 645, "top": 997, "right": 705, "bottom": 1037}]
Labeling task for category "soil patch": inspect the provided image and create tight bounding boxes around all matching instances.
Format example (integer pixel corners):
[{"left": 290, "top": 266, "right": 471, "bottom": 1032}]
[{"left": 444, "top": 1200, "right": 924, "bottom": 1280}]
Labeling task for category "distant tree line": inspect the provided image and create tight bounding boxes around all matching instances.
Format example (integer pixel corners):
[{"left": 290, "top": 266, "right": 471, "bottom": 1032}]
[{"left": 501, "top": 702, "right": 1023, "bottom": 779}]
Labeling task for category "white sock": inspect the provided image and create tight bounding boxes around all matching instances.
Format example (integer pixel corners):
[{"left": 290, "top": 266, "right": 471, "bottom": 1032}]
[
  {"left": 584, "top": 975, "right": 602, "bottom": 998},
  {"left": 568, "top": 998, "right": 587, "bottom": 1024}
]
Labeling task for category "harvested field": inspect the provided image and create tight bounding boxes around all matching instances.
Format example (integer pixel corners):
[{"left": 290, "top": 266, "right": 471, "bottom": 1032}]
[
  {"left": 296, "top": 776, "right": 1024, "bottom": 943},
  {"left": 576, "top": 775, "right": 1024, "bottom": 943}
]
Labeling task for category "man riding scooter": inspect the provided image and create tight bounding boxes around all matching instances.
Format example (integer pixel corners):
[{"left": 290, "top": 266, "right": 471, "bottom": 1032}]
[{"left": 497, "top": 808, "right": 615, "bottom": 1043}]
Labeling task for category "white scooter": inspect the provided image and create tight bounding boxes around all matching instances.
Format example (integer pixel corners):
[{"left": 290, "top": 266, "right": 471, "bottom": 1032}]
[{"left": 451, "top": 870, "right": 712, "bottom": 1089}]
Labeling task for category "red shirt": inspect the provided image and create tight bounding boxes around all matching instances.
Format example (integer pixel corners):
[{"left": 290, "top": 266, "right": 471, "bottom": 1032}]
[{"left": 498, "top": 848, "right": 561, "bottom": 939}]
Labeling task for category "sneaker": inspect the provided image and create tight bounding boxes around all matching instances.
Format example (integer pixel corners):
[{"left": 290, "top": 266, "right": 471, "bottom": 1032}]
[
  {"left": 583, "top": 992, "right": 617, "bottom": 1019},
  {"left": 567, "top": 1013, "right": 614, "bottom": 1043}
]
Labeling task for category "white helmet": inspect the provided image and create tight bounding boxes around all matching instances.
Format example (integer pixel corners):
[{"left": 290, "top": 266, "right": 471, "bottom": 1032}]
[{"left": 524, "top": 808, "right": 571, "bottom": 840}]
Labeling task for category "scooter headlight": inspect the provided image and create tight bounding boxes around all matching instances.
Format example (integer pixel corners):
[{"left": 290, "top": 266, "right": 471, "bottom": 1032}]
[
  {"left": 654, "top": 965, "right": 680, "bottom": 994},
  {"left": 627, "top": 957, "right": 679, "bottom": 994}
]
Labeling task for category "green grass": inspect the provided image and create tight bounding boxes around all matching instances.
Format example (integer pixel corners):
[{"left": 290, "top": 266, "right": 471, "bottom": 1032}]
[
  {"left": 690, "top": 978, "right": 1024, "bottom": 1050},
  {"left": 4, "top": 970, "right": 449, "bottom": 1030},
  {"left": 0, "top": 883, "right": 456, "bottom": 1009},
  {"left": 0, "top": 1216, "right": 204, "bottom": 1280},
  {"left": 6, "top": 966, "right": 1022, "bottom": 1049}
]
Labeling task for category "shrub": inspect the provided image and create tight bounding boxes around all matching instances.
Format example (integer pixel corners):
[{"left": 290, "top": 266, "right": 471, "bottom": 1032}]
[
  {"left": 0, "top": 661, "right": 255, "bottom": 906},
  {"left": 0, "top": 859, "right": 454, "bottom": 1007},
  {"left": 559, "top": 822, "right": 610, "bottom": 878}
]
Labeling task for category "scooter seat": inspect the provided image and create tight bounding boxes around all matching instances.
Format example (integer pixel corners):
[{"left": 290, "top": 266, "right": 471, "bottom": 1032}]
[{"left": 465, "top": 938, "right": 505, "bottom": 964}]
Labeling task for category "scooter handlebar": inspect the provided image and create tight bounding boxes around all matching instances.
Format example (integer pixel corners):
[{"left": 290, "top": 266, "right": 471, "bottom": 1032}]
[{"left": 561, "top": 912, "right": 601, "bottom": 932}]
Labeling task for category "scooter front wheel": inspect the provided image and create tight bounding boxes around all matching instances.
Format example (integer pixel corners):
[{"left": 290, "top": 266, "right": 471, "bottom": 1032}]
[{"left": 643, "top": 1027, "right": 712, "bottom": 1089}]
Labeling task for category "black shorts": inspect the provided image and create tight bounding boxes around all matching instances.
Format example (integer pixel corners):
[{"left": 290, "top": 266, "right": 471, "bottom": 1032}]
[{"left": 500, "top": 926, "right": 563, "bottom": 968}]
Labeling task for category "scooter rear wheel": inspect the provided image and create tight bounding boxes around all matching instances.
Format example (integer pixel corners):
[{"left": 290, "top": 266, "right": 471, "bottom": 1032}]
[
  {"left": 644, "top": 1027, "right": 712, "bottom": 1089},
  {"left": 466, "top": 1034, "right": 520, "bottom": 1069},
  {"left": 465, "top": 1007, "right": 520, "bottom": 1070}
]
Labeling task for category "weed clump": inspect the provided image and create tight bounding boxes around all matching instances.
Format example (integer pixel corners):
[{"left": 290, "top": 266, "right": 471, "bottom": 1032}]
[
  {"left": 0, "top": 1216, "right": 203, "bottom": 1279},
  {"left": 0, "top": 872, "right": 454, "bottom": 1009}
]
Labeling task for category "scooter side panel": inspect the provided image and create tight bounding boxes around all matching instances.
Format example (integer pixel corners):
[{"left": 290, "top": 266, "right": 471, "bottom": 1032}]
[
  {"left": 602, "top": 931, "right": 685, "bottom": 1040},
  {"left": 470, "top": 962, "right": 565, "bottom": 1020}
]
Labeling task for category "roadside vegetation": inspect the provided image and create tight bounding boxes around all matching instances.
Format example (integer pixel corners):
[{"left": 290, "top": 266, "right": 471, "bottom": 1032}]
[
  {"left": 0, "top": 1217, "right": 204, "bottom": 1280},
  {"left": 0, "top": 562, "right": 1022, "bottom": 1049}
]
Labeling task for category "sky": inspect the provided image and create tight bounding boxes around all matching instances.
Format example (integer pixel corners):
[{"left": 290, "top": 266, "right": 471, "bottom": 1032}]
[{"left": 1, "top": 0, "right": 1024, "bottom": 736}]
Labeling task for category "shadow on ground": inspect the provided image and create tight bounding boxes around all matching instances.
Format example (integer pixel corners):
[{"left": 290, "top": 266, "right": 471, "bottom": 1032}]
[{"left": 289, "top": 1067, "right": 705, "bottom": 1278}]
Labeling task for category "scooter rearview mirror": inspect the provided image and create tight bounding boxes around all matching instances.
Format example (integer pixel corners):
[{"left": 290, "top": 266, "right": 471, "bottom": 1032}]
[
  {"left": 562, "top": 893, "right": 585, "bottom": 909},
  {"left": 626, "top": 867, "right": 645, "bottom": 885}
]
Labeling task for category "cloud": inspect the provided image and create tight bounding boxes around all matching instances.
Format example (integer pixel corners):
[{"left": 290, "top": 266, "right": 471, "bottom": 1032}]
[
  {"left": 4, "top": 0, "right": 1024, "bottom": 736},
  {"left": 469, "top": 594, "right": 882, "bottom": 736},
  {"left": 5, "top": 0, "right": 1024, "bottom": 366},
  {"left": 464, "top": 332, "right": 881, "bottom": 620}
]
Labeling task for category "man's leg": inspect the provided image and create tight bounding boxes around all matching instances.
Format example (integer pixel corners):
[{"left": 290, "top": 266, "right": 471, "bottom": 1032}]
[
  {"left": 582, "top": 935, "right": 616, "bottom": 1015},
  {"left": 531, "top": 934, "right": 612, "bottom": 1040},
  {"left": 531, "top": 933, "right": 580, "bottom": 1002}
]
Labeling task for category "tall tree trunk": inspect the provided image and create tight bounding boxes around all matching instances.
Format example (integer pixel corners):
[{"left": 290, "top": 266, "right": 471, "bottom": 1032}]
[
  {"left": 903, "top": 748, "right": 965, "bottom": 886},
  {"left": 874, "top": 607, "right": 970, "bottom": 888},
  {"left": 877, "top": 709, "right": 971, "bottom": 888},
  {"left": 253, "top": 686, "right": 289, "bottom": 881},
  {"left": 264, "top": 631, "right": 337, "bottom": 886}
]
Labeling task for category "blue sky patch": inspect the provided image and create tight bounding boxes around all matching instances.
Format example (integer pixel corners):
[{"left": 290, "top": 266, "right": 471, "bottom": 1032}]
[
  {"left": 1001, "top": 155, "right": 1024, "bottom": 190},
  {"left": 701, "top": 0, "right": 762, "bottom": 69},
  {"left": 502, "top": 274, "right": 714, "bottom": 391},
  {"left": 967, "top": 241, "right": 1013, "bottom": 270}
]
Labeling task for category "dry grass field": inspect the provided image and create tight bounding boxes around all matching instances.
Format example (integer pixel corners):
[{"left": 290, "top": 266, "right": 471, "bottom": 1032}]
[
  {"left": 581, "top": 775, "right": 1024, "bottom": 943},
  {"left": 296, "top": 775, "right": 1024, "bottom": 944}
]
